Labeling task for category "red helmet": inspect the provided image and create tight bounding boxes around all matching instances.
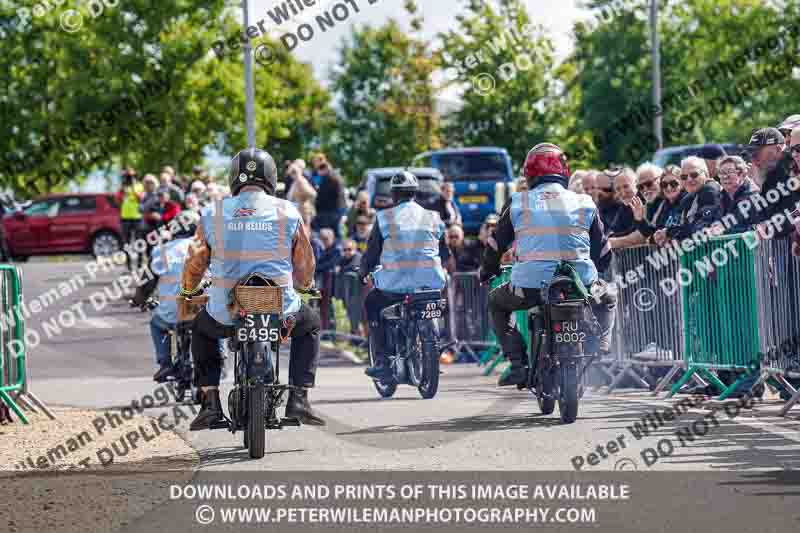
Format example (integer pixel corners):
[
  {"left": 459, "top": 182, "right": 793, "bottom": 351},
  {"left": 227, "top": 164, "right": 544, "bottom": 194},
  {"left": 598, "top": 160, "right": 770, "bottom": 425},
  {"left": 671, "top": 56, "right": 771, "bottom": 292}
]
[{"left": 523, "top": 143, "right": 570, "bottom": 181}]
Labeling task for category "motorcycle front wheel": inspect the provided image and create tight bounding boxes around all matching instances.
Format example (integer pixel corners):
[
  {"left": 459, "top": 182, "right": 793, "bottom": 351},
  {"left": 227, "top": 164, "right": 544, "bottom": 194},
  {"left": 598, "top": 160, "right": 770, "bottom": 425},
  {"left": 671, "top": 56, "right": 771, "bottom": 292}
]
[{"left": 247, "top": 383, "right": 266, "bottom": 458}]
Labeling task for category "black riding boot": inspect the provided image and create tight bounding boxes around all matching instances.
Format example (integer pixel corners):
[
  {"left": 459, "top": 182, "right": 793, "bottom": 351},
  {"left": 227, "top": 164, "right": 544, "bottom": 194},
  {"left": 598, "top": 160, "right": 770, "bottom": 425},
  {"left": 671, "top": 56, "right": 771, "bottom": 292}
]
[
  {"left": 498, "top": 329, "right": 528, "bottom": 387},
  {"left": 285, "top": 389, "right": 326, "bottom": 426},
  {"left": 365, "top": 321, "right": 390, "bottom": 379},
  {"left": 189, "top": 388, "right": 224, "bottom": 430}
]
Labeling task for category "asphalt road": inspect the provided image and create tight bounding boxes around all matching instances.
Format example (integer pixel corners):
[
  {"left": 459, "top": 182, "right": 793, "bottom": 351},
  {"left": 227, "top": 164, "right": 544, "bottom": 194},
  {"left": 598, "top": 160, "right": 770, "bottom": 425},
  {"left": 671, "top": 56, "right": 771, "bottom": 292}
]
[{"left": 13, "top": 260, "right": 800, "bottom": 473}]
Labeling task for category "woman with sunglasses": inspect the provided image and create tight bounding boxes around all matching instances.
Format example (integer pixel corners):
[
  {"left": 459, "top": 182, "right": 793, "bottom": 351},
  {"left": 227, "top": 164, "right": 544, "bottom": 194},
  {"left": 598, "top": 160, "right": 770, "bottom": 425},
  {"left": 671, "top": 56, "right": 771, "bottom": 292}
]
[
  {"left": 653, "top": 157, "right": 721, "bottom": 246},
  {"left": 625, "top": 165, "right": 685, "bottom": 245},
  {"left": 718, "top": 156, "right": 756, "bottom": 234}
]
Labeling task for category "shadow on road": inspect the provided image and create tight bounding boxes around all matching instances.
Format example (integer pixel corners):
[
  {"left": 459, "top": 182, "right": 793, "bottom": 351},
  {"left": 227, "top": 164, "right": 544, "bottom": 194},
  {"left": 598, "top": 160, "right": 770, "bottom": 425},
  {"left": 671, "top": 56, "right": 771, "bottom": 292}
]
[{"left": 197, "top": 446, "right": 306, "bottom": 468}]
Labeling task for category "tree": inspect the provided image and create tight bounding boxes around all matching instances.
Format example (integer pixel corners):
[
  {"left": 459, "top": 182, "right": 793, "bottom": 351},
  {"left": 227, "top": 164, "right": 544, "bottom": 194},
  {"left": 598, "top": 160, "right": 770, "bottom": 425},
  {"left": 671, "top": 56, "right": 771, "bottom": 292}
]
[
  {"left": 0, "top": 0, "right": 332, "bottom": 196},
  {"left": 326, "top": 0, "right": 440, "bottom": 183},
  {"left": 437, "top": 0, "right": 561, "bottom": 171},
  {"left": 565, "top": 0, "right": 800, "bottom": 167}
]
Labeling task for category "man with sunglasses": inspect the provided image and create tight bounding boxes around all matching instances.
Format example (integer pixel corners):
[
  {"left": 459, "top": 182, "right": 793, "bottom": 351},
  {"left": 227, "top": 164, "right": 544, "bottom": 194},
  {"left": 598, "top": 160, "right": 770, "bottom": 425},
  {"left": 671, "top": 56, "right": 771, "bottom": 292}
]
[
  {"left": 480, "top": 143, "right": 616, "bottom": 387},
  {"left": 609, "top": 163, "right": 662, "bottom": 249},
  {"left": 746, "top": 127, "right": 800, "bottom": 239},
  {"left": 653, "top": 156, "right": 721, "bottom": 245},
  {"left": 635, "top": 165, "right": 686, "bottom": 244},
  {"left": 777, "top": 114, "right": 800, "bottom": 150}
]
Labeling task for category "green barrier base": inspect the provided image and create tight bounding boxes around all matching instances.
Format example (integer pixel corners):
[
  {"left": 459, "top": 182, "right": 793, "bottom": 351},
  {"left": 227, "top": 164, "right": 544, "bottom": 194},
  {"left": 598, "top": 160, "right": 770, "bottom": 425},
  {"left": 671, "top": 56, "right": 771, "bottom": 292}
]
[{"left": 0, "top": 390, "right": 29, "bottom": 424}]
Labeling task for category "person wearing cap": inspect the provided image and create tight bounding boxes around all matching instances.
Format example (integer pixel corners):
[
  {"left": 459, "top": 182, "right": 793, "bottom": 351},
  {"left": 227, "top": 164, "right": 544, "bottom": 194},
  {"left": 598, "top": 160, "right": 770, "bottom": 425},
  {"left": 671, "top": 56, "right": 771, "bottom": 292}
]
[
  {"left": 777, "top": 114, "right": 800, "bottom": 149},
  {"left": 747, "top": 127, "right": 800, "bottom": 238}
]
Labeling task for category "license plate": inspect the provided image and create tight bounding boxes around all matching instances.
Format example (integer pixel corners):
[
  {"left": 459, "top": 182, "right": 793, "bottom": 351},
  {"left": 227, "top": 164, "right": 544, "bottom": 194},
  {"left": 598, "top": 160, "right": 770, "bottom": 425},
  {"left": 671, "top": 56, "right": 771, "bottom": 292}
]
[
  {"left": 418, "top": 301, "right": 444, "bottom": 320},
  {"left": 236, "top": 314, "right": 280, "bottom": 343},
  {"left": 459, "top": 195, "right": 488, "bottom": 204},
  {"left": 553, "top": 321, "right": 586, "bottom": 344}
]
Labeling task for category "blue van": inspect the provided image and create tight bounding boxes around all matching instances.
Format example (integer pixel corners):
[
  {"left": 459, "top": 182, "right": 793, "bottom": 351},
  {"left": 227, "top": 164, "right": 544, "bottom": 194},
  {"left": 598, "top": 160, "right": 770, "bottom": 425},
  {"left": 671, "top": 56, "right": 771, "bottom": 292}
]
[{"left": 411, "top": 147, "right": 515, "bottom": 234}]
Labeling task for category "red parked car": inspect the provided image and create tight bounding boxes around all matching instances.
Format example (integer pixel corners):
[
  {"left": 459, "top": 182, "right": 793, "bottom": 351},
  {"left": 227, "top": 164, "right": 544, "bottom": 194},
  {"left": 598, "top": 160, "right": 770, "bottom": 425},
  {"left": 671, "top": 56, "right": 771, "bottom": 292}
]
[{"left": 2, "top": 193, "right": 123, "bottom": 261}]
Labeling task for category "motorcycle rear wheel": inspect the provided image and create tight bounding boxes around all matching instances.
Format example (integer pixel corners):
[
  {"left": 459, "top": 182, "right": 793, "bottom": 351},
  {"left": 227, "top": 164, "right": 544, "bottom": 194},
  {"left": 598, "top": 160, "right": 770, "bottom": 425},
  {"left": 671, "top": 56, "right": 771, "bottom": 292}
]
[
  {"left": 247, "top": 383, "right": 266, "bottom": 458},
  {"left": 559, "top": 362, "right": 580, "bottom": 424}
]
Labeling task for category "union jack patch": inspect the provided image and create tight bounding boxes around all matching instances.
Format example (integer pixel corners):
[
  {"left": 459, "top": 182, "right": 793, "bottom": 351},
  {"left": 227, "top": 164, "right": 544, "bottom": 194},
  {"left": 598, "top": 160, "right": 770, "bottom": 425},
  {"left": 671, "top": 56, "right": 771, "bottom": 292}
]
[{"left": 233, "top": 207, "right": 257, "bottom": 217}]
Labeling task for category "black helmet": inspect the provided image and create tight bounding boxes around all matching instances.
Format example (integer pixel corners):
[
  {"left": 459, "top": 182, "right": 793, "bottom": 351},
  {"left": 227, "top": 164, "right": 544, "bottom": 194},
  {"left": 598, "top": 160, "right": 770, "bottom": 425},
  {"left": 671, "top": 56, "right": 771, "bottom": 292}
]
[
  {"left": 228, "top": 148, "right": 278, "bottom": 195},
  {"left": 390, "top": 170, "right": 419, "bottom": 192}
]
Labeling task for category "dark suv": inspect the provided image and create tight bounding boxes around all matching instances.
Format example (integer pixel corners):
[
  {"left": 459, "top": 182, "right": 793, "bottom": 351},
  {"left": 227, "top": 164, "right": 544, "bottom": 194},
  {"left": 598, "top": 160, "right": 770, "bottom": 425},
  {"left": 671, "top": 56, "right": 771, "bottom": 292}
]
[
  {"left": 360, "top": 167, "right": 445, "bottom": 211},
  {"left": 2, "top": 193, "right": 123, "bottom": 261}
]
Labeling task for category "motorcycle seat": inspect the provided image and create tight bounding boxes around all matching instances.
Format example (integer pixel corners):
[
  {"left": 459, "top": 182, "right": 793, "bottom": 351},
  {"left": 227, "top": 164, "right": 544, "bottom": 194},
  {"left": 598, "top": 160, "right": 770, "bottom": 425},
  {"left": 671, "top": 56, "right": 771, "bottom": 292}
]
[{"left": 404, "top": 289, "right": 442, "bottom": 303}]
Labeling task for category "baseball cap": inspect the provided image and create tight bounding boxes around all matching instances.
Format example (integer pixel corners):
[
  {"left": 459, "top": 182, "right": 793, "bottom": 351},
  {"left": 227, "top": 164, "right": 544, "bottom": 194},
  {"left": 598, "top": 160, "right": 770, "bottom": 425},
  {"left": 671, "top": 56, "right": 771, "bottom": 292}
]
[
  {"left": 747, "top": 127, "right": 785, "bottom": 150},
  {"left": 776, "top": 114, "right": 800, "bottom": 131}
]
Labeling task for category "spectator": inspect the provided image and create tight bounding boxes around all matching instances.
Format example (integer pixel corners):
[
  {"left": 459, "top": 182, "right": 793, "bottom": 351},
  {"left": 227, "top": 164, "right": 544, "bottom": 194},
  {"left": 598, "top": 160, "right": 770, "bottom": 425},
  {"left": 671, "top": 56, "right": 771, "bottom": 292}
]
[
  {"left": 515, "top": 176, "right": 528, "bottom": 194},
  {"left": 190, "top": 180, "right": 209, "bottom": 206},
  {"left": 316, "top": 228, "right": 341, "bottom": 331},
  {"left": 594, "top": 170, "right": 621, "bottom": 234},
  {"left": 192, "top": 165, "right": 208, "bottom": 185},
  {"left": 654, "top": 156, "right": 721, "bottom": 245},
  {"left": 446, "top": 223, "right": 482, "bottom": 273},
  {"left": 335, "top": 239, "right": 365, "bottom": 339},
  {"left": 697, "top": 144, "right": 726, "bottom": 180},
  {"left": 633, "top": 165, "right": 686, "bottom": 243},
  {"left": 568, "top": 170, "right": 587, "bottom": 193},
  {"left": 311, "top": 155, "right": 347, "bottom": 238},
  {"left": 748, "top": 127, "right": 800, "bottom": 238},
  {"left": 609, "top": 164, "right": 661, "bottom": 249},
  {"left": 161, "top": 165, "right": 176, "bottom": 179},
  {"left": 352, "top": 215, "right": 372, "bottom": 254},
  {"left": 157, "top": 190, "right": 181, "bottom": 225},
  {"left": 158, "top": 170, "right": 185, "bottom": 205},
  {"left": 790, "top": 129, "right": 800, "bottom": 178},
  {"left": 140, "top": 174, "right": 161, "bottom": 236},
  {"left": 116, "top": 167, "right": 144, "bottom": 271},
  {"left": 345, "top": 190, "right": 374, "bottom": 236},
  {"left": 718, "top": 155, "right": 755, "bottom": 234},
  {"left": 287, "top": 163, "right": 317, "bottom": 220},
  {"left": 432, "top": 182, "right": 462, "bottom": 227},
  {"left": 777, "top": 114, "right": 800, "bottom": 150},
  {"left": 184, "top": 193, "right": 201, "bottom": 213},
  {"left": 582, "top": 170, "right": 597, "bottom": 198}
]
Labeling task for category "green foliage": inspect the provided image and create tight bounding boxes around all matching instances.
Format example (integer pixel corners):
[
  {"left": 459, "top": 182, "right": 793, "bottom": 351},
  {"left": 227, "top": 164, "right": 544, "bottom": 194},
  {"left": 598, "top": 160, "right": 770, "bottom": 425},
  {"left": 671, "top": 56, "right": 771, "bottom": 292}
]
[
  {"left": 0, "top": 0, "right": 332, "bottom": 197},
  {"left": 567, "top": 0, "right": 800, "bottom": 167},
  {"left": 326, "top": 0, "right": 440, "bottom": 184}
]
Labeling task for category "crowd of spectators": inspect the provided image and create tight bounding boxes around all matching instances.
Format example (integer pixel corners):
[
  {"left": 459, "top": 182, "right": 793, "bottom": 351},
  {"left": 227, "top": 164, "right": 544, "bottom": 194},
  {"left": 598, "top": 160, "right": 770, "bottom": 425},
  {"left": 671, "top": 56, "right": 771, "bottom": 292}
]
[{"left": 563, "top": 117, "right": 800, "bottom": 252}]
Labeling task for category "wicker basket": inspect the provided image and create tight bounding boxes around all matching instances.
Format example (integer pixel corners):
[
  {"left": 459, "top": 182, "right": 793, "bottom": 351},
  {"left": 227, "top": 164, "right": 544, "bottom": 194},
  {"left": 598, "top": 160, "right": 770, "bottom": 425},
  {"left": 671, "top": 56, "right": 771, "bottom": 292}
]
[
  {"left": 233, "top": 286, "right": 283, "bottom": 314},
  {"left": 177, "top": 294, "right": 208, "bottom": 322}
]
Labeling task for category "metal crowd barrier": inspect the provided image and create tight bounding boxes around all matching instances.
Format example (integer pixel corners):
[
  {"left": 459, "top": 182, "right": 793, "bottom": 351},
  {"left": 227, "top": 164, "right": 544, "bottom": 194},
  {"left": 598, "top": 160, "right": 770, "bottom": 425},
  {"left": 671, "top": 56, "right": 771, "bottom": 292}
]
[
  {"left": 447, "top": 271, "right": 494, "bottom": 362},
  {"left": 603, "top": 244, "right": 690, "bottom": 394},
  {"left": 0, "top": 264, "right": 55, "bottom": 424},
  {"left": 671, "top": 233, "right": 800, "bottom": 403}
]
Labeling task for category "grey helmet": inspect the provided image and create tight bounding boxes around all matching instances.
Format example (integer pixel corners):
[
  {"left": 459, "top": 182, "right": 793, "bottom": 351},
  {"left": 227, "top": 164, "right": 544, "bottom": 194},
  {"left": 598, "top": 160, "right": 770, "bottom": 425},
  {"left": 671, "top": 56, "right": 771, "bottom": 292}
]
[{"left": 390, "top": 170, "right": 419, "bottom": 192}]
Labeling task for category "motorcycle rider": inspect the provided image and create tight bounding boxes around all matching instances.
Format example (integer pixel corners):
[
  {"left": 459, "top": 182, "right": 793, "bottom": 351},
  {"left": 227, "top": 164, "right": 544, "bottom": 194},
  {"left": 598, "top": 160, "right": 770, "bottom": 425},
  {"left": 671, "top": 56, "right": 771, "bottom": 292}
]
[
  {"left": 180, "top": 148, "right": 325, "bottom": 430},
  {"left": 360, "top": 170, "right": 450, "bottom": 379},
  {"left": 132, "top": 210, "right": 200, "bottom": 382},
  {"left": 481, "top": 143, "right": 617, "bottom": 387}
]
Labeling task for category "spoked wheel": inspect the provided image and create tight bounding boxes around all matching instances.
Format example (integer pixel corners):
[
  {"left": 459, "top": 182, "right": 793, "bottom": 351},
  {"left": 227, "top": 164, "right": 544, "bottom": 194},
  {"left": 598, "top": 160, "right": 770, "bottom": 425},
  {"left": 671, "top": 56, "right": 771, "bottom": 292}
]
[
  {"left": 247, "top": 383, "right": 266, "bottom": 458},
  {"left": 368, "top": 331, "right": 397, "bottom": 398},
  {"left": 537, "top": 365, "right": 557, "bottom": 415},
  {"left": 559, "top": 362, "right": 580, "bottom": 424},
  {"left": 415, "top": 322, "right": 440, "bottom": 400}
]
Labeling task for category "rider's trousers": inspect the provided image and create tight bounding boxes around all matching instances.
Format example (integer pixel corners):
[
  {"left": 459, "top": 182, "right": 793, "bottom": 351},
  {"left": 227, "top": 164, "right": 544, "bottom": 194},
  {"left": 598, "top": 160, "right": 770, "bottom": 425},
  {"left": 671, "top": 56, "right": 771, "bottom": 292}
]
[
  {"left": 364, "top": 288, "right": 407, "bottom": 362},
  {"left": 488, "top": 281, "right": 617, "bottom": 366},
  {"left": 191, "top": 303, "right": 321, "bottom": 388}
]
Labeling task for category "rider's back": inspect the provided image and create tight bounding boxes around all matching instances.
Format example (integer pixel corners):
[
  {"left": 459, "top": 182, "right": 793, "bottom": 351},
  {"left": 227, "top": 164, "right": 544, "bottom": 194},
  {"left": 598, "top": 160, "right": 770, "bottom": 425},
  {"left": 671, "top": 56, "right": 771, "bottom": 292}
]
[
  {"left": 373, "top": 201, "right": 446, "bottom": 294},
  {"left": 151, "top": 237, "right": 194, "bottom": 324},
  {"left": 201, "top": 191, "right": 303, "bottom": 324},
  {"left": 510, "top": 183, "right": 597, "bottom": 289}
]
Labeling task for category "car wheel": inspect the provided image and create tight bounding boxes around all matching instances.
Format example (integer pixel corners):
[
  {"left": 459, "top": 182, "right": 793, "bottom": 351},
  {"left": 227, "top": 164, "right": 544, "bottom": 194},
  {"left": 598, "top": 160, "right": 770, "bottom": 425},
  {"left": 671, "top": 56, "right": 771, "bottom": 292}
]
[{"left": 91, "top": 231, "right": 122, "bottom": 258}]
